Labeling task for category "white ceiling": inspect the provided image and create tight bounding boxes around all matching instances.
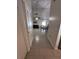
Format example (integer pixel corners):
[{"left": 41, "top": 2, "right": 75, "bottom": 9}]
[
  {"left": 32, "top": 0, "right": 51, "bottom": 8},
  {"left": 32, "top": 0, "right": 51, "bottom": 20}
]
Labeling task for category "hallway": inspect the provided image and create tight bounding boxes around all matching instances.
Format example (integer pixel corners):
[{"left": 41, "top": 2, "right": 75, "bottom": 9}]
[
  {"left": 25, "top": 29, "right": 60, "bottom": 59},
  {"left": 17, "top": 0, "right": 61, "bottom": 59}
]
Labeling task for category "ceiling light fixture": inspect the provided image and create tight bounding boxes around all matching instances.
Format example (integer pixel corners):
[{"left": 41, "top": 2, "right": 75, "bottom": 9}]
[{"left": 35, "top": 17, "right": 39, "bottom": 20}]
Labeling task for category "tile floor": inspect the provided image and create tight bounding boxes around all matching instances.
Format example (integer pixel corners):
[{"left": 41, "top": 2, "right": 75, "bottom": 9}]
[{"left": 25, "top": 29, "right": 61, "bottom": 59}]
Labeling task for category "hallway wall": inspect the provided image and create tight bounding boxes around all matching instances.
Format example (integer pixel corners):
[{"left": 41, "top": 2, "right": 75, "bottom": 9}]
[
  {"left": 47, "top": 0, "right": 61, "bottom": 48},
  {"left": 23, "top": 0, "right": 33, "bottom": 51},
  {"left": 17, "top": 0, "right": 30, "bottom": 59}
]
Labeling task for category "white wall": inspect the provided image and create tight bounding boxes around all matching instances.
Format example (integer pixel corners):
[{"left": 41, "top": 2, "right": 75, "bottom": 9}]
[{"left": 47, "top": 0, "right": 61, "bottom": 48}]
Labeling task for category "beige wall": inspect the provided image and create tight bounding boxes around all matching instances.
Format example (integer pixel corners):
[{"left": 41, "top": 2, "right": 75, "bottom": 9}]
[
  {"left": 47, "top": 0, "right": 61, "bottom": 48},
  {"left": 17, "top": 0, "right": 30, "bottom": 59},
  {"left": 17, "top": 0, "right": 33, "bottom": 58},
  {"left": 23, "top": 0, "right": 33, "bottom": 51}
]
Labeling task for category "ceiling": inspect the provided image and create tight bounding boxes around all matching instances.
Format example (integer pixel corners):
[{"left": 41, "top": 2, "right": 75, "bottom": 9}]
[{"left": 32, "top": 0, "right": 51, "bottom": 20}]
